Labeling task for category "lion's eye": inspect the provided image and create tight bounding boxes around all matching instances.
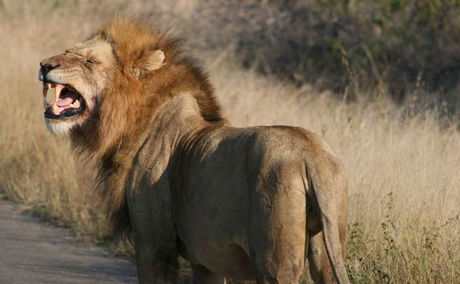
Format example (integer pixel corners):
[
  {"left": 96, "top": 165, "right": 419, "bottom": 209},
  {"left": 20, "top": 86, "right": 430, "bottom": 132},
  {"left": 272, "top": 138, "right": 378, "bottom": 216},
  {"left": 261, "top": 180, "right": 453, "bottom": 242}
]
[{"left": 86, "top": 58, "right": 96, "bottom": 64}]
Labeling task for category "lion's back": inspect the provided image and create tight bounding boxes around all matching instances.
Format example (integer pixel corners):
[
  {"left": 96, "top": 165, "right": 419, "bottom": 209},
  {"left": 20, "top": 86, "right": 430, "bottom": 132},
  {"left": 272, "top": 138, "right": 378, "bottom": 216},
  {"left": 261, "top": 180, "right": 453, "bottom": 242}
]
[{"left": 246, "top": 125, "right": 334, "bottom": 161}]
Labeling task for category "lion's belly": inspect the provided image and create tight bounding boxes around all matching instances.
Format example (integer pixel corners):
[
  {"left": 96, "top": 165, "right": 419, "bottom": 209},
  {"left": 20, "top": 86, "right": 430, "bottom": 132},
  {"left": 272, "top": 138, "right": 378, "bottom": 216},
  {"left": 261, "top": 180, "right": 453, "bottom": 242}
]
[
  {"left": 180, "top": 235, "right": 256, "bottom": 280},
  {"left": 175, "top": 186, "right": 256, "bottom": 280}
]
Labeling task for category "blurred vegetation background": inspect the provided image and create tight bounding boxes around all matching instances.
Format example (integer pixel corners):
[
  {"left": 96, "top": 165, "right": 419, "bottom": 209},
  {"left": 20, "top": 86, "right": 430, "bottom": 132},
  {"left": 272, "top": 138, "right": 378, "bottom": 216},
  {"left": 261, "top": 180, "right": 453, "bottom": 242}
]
[
  {"left": 167, "top": 0, "right": 460, "bottom": 117},
  {"left": 4, "top": 0, "right": 460, "bottom": 115},
  {"left": 194, "top": 0, "right": 460, "bottom": 109}
]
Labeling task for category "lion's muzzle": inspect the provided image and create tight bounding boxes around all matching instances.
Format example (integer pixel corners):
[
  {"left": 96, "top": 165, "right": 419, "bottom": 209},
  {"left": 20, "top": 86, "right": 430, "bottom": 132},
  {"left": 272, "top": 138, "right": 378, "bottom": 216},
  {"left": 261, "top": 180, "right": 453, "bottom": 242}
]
[{"left": 39, "top": 58, "right": 86, "bottom": 120}]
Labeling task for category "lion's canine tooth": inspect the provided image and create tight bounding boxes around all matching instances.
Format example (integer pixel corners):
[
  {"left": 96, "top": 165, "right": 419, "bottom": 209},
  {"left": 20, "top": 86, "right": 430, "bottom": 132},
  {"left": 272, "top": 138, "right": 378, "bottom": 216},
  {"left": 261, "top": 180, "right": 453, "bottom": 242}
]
[
  {"left": 43, "top": 84, "right": 53, "bottom": 107},
  {"left": 55, "top": 84, "right": 63, "bottom": 103},
  {"left": 51, "top": 102, "right": 59, "bottom": 114}
]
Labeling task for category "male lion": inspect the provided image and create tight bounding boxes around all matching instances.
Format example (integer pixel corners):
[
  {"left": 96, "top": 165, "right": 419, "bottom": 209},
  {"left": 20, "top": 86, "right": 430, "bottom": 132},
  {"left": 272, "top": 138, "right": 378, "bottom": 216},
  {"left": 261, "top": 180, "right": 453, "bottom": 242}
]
[{"left": 39, "top": 17, "right": 349, "bottom": 284}]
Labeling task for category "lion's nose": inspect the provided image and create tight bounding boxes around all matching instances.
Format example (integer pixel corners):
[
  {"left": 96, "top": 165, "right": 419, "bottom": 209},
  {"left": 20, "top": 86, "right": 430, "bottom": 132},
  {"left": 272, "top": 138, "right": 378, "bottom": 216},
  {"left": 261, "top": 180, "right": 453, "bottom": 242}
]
[
  {"left": 40, "top": 62, "right": 59, "bottom": 75},
  {"left": 39, "top": 62, "right": 59, "bottom": 81}
]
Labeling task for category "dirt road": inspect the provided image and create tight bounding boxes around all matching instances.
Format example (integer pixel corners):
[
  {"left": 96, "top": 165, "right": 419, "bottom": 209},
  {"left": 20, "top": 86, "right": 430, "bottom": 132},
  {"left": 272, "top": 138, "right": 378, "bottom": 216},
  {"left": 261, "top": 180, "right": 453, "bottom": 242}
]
[{"left": 0, "top": 196, "right": 138, "bottom": 284}]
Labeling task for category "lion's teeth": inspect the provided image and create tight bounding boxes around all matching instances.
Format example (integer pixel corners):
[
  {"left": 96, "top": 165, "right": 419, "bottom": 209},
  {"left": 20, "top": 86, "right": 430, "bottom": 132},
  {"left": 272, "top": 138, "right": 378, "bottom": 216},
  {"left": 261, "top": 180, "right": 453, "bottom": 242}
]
[
  {"left": 51, "top": 102, "right": 59, "bottom": 113},
  {"left": 71, "top": 100, "right": 81, "bottom": 108},
  {"left": 55, "top": 84, "right": 63, "bottom": 102},
  {"left": 44, "top": 85, "right": 55, "bottom": 105}
]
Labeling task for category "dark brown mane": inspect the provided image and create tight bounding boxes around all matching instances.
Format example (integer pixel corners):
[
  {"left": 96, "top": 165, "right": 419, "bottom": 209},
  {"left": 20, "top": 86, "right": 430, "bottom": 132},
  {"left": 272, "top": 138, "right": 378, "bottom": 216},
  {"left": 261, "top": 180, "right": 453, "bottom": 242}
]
[{"left": 70, "top": 16, "right": 226, "bottom": 237}]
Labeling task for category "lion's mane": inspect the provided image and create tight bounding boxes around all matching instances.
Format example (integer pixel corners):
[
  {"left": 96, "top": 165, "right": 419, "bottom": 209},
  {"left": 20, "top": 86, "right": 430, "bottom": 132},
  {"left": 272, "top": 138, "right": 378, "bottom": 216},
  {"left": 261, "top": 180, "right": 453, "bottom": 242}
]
[{"left": 70, "top": 17, "right": 226, "bottom": 236}]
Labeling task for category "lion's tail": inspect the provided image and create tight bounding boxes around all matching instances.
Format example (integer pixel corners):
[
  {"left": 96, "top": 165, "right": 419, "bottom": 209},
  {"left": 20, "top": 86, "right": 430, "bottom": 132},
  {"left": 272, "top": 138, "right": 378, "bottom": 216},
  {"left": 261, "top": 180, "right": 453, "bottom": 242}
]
[{"left": 304, "top": 156, "right": 350, "bottom": 284}]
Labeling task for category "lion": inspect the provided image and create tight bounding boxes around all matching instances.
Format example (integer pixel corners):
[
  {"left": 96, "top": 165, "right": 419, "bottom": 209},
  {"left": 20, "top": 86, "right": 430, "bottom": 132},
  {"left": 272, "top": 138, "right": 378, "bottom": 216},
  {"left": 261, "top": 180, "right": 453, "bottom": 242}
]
[{"left": 38, "top": 17, "right": 349, "bottom": 284}]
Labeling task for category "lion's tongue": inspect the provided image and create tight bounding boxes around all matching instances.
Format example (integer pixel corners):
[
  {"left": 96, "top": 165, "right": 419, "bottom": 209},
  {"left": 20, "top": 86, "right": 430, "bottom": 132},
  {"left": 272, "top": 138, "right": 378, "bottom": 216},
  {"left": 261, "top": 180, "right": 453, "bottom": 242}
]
[
  {"left": 51, "top": 97, "right": 76, "bottom": 115},
  {"left": 46, "top": 84, "right": 78, "bottom": 115},
  {"left": 57, "top": 97, "right": 74, "bottom": 107}
]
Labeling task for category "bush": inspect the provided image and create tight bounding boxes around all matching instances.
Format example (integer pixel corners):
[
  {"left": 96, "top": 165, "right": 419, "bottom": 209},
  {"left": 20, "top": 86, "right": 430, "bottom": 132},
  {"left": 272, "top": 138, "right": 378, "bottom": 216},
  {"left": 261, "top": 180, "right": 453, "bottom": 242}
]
[{"left": 191, "top": 0, "right": 460, "bottom": 113}]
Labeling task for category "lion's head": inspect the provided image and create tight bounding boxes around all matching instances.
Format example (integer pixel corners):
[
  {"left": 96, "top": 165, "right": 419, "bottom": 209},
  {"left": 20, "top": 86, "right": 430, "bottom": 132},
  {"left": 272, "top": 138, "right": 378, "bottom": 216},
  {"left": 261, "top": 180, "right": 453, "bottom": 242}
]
[{"left": 39, "top": 20, "right": 167, "bottom": 134}]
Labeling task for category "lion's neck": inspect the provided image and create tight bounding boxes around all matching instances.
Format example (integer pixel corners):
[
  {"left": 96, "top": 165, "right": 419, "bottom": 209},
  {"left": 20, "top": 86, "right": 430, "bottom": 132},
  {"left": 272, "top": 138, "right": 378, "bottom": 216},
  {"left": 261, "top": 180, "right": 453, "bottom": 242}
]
[
  {"left": 135, "top": 92, "right": 220, "bottom": 162},
  {"left": 128, "top": 92, "right": 224, "bottom": 179}
]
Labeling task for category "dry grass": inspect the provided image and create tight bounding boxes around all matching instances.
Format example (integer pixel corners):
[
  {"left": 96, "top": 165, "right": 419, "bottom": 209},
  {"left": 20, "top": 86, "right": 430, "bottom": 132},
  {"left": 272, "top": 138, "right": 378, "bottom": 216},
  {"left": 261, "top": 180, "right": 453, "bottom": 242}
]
[
  {"left": 0, "top": 1, "right": 459, "bottom": 283},
  {"left": 212, "top": 60, "right": 460, "bottom": 283}
]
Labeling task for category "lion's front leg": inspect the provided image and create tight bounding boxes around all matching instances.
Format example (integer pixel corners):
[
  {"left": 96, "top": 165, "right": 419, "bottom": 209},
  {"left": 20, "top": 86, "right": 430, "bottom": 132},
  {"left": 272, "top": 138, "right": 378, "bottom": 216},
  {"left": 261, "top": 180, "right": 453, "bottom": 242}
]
[
  {"left": 128, "top": 180, "right": 179, "bottom": 284},
  {"left": 192, "top": 264, "right": 226, "bottom": 284},
  {"left": 134, "top": 242, "right": 179, "bottom": 284}
]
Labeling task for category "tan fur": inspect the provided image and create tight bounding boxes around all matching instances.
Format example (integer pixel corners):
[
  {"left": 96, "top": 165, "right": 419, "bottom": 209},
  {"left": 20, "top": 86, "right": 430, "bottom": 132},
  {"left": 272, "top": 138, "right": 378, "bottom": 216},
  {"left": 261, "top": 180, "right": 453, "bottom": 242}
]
[{"left": 40, "top": 17, "right": 349, "bottom": 284}]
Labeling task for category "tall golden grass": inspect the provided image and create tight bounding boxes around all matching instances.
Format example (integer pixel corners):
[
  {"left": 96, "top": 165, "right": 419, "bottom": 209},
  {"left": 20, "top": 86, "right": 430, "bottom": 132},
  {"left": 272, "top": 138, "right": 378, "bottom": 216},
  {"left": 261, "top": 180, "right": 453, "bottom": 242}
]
[{"left": 0, "top": 1, "right": 459, "bottom": 283}]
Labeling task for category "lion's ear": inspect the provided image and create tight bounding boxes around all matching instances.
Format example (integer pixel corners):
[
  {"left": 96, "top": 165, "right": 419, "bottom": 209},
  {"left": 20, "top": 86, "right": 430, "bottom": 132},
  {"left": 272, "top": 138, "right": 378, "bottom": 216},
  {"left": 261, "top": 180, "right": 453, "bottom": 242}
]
[
  {"left": 144, "top": 50, "right": 165, "bottom": 71},
  {"left": 135, "top": 50, "right": 165, "bottom": 79}
]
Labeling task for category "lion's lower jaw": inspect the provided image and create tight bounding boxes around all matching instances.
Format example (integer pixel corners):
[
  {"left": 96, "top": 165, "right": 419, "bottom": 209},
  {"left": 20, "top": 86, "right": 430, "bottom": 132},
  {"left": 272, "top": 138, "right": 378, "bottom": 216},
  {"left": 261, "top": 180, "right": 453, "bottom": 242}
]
[{"left": 45, "top": 119, "right": 81, "bottom": 134}]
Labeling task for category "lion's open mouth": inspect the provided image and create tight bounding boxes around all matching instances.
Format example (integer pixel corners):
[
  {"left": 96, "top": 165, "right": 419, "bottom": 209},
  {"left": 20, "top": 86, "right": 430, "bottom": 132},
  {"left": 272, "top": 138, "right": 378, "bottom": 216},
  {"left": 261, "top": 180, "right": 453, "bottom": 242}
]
[{"left": 43, "top": 83, "right": 86, "bottom": 119}]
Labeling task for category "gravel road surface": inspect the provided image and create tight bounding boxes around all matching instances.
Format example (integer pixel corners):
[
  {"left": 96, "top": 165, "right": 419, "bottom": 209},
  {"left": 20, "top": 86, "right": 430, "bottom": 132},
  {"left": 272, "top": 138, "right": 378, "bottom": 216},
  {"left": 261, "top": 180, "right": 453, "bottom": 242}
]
[{"left": 0, "top": 195, "right": 138, "bottom": 284}]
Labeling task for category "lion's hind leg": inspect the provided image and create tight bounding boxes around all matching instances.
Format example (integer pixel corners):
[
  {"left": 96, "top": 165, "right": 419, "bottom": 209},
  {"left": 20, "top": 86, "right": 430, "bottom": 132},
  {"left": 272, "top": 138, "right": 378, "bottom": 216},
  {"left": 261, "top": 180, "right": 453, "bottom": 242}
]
[
  {"left": 308, "top": 231, "right": 335, "bottom": 284},
  {"left": 307, "top": 207, "right": 347, "bottom": 284},
  {"left": 249, "top": 204, "right": 307, "bottom": 284},
  {"left": 250, "top": 228, "right": 306, "bottom": 284},
  {"left": 249, "top": 163, "right": 307, "bottom": 283}
]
